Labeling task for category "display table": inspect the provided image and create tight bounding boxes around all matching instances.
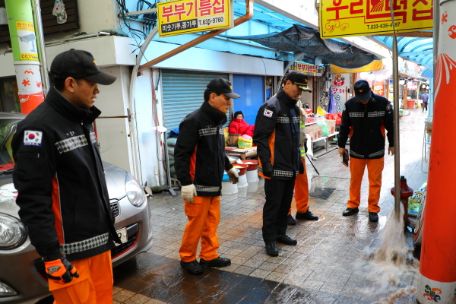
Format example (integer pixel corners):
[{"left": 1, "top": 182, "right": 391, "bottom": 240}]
[
  {"left": 225, "top": 146, "right": 257, "bottom": 159},
  {"left": 311, "top": 132, "right": 339, "bottom": 159}
]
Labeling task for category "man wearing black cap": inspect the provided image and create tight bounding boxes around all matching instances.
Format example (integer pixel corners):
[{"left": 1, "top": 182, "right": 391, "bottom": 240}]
[
  {"left": 253, "top": 71, "right": 305, "bottom": 257},
  {"left": 12, "top": 49, "right": 119, "bottom": 303},
  {"left": 338, "top": 79, "right": 394, "bottom": 222},
  {"left": 175, "top": 78, "right": 240, "bottom": 275}
]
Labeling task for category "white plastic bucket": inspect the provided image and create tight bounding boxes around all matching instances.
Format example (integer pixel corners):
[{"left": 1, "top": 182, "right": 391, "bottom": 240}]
[
  {"left": 246, "top": 169, "right": 259, "bottom": 183},
  {"left": 237, "top": 173, "right": 248, "bottom": 188},
  {"left": 221, "top": 181, "right": 238, "bottom": 195}
]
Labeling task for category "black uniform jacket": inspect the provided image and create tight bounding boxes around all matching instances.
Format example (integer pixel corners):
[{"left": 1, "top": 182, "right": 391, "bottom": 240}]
[
  {"left": 174, "top": 101, "right": 233, "bottom": 197},
  {"left": 12, "top": 87, "right": 120, "bottom": 261},
  {"left": 337, "top": 93, "right": 394, "bottom": 159},
  {"left": 253, "top": 90, "right": 300, "bottom": 180}
]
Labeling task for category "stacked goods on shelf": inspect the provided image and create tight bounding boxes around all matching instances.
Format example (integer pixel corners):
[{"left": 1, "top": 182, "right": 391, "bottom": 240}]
[
  {"left": 305, "top": 124, "right": 318, "bottom": 141},
  {"left": 326, "top": 120, "right": 336, "bottom": 134},
  {"left": 167, "top": 137, "right": 177, "bottom": 178}
]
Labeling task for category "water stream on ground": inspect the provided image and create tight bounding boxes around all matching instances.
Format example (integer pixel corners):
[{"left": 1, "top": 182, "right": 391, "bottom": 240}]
[{"left": 357, "top": 207, "right": 419, "bottom": 303}]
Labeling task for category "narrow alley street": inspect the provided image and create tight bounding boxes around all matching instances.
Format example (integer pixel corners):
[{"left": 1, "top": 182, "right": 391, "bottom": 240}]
[{"left": 113, "top": 108, "right": 429, "bottom": 304}]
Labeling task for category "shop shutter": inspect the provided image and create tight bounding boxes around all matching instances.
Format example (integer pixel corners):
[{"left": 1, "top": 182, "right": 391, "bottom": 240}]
[{"left": 162, "top": 69, "right": 230, "bottom": 132}]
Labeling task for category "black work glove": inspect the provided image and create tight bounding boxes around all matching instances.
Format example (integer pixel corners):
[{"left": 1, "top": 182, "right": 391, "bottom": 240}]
[
  {"left": 304, "top": 137, "right": 308, "bottom": 153},
  {"left": 262, "top": 162, "right": 273, "bottom": 178},
  {"left": 299, "top": 159, "right": 304, "bottom": 174},
  {"left": 43, "top": 251, "right": 79, "bottom": 284}
]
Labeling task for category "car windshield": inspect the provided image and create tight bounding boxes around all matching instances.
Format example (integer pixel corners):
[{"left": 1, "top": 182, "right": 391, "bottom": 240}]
[{"left": 0, "top": 119, "right": 20, "bottom": 171}]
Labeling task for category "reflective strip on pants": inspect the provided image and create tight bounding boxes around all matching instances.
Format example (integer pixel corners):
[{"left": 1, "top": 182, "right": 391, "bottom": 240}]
[
  {"left": 179, "top": 196, "right": 220, "bottom": 262},
  {"left": 50, "top": 250, "right": 113, "bottom": 304},
  {"left": 347, "top": 157, "right": 384, "bottom": 213}
]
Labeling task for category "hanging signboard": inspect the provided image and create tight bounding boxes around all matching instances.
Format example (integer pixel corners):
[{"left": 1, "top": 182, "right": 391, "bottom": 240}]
[
  {"left": 157, "top": 0, "right": 234, "bottom": 37},
  {"left": 319, "top": 0, "right": 433, "bottom": 39},
  {"left": 289, "top": 63, "right": 325, "bottom": 76}
]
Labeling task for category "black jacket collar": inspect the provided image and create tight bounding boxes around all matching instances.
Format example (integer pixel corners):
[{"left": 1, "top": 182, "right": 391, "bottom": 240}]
[
  {"left": 46, "top": 86, "right": 101, "bottom": 124},
  {"left": 201, "top": 101, "right": 227, "bottom": 125},
  {"left": 278, "top": 89, "right": 298, "bottom": 107}
]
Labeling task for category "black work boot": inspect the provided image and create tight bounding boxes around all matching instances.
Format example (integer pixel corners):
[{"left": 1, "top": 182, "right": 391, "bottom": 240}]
[
  {"left": 342, "top": 207, "right": 359, "bottom": 216},
  {"left": 265, "top": 241, "right": 279, "bottom": 257},
  {"left": 287, "top": 214, "right": 297, "bottom": 225},
  {"left": 180, "top": 260, "right": 203, "bottom": 275},
  {"left": 200, "top": 257, "right": 231, "bottom": 268},
  {"left": 276, "top": 235, "right": 297, "bottom": 245},
  {"left": 296, "top": 209, "right": 319, "bottom": 221},
  {"left": 369, "top": 212, "right": 379, "bottom": 222}
]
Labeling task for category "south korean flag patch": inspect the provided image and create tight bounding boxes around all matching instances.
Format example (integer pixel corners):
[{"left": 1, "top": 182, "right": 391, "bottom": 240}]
[
  {"left": 263, "top": 109, "right": 273, "bottom": 118},
  {"left": 23, "top": 130, "right": 43, "bottom": 146}
]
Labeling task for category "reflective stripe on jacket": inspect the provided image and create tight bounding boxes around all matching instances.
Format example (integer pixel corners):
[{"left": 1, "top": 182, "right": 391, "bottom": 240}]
[
  {"left": 253, "top": 90, "right": 300, "bottom": 180},
  {"left": 337, "top": 93, "right": 394, "bottom": 159}
]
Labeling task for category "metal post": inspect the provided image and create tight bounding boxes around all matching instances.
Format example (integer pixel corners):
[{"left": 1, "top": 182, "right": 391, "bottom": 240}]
[
  {"left": 389, "top": 0, "right": 401, "bottom": 221},
  {"left": 5, "top": 0, "right": 44, "bottom": 114},
  {"left": 31, "top": 0, "right": 50, "bottom": 95}
]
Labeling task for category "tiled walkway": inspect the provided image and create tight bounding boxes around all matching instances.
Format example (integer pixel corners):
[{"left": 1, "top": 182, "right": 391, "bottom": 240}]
[{"left": 113, "top": 109, "right": 429, "bottom": 304}]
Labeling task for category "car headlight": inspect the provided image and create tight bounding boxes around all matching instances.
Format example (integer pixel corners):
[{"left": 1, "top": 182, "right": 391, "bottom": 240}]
[
  {"left": 125, "top": 174, "right": 146, "bottom": 207},
  {"left": 0, "top": 213, "right": 27, "bottom": 250}
]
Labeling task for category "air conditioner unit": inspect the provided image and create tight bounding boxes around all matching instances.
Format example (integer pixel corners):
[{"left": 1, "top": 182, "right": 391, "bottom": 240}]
[{"left": 0, "top": 8, "right": 7, "bottom": 25}]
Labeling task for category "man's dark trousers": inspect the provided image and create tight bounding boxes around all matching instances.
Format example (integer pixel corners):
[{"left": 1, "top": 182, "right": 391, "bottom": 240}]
[{"left": 263, "top": 177, "right": 296, "bottom": 241}]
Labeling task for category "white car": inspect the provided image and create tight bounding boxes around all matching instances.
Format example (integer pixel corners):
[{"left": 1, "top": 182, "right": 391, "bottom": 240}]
[{"left": 0, "top": 113, "right": 153, "bottom": 304}]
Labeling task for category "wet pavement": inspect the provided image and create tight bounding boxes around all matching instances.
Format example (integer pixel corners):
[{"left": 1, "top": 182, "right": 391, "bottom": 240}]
[{"left": 113, "top": 109, "right": 429, "bottom": 304}]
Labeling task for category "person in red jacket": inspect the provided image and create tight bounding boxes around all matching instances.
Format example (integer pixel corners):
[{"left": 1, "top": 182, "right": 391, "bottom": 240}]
[{"left": 229, "top": 111, "right": 255, "bottom": 137}]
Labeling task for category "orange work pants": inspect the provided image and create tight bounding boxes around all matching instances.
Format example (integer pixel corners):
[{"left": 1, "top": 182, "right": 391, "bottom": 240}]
[
  {"left": 289, "top": 158, "right": 309, "bottom": 214},
  {"left": 179, "top": 196, "right": 220, "bottom": 262},
  {"left": 50, "top": 250, "right": 113, "bottom": 304},
  {"left": 347, "top": 157, "right": 384, "bottom": 213}
]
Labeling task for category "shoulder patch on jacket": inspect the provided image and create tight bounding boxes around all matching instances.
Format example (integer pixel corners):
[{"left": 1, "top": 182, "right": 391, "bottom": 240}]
[
  {"left": 23, "top": 131, "right": 43, "bottom": 146},
  {"left": 263, "top": 109, "right": 273, "bottom": 118}
]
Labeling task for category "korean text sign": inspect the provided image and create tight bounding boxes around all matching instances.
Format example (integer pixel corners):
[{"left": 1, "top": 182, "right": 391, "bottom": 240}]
[
  {"left": 158, "top": 0, "right": 233, "bottom": 37},
  {"left": 290, "top": 63, "right": 324, "bottom": 76},
  {"left": 319, "top": 0, "right": 433, "bottom": 39}
]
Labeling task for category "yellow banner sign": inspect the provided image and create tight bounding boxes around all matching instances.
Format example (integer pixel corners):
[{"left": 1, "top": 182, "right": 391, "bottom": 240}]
[
  {"left": 319, "top": 0, "right": 433, "bottom": 39},
  {"left": 157, "top": 0, "right": 233, "bottom": 37},
  {"left": 290, "top": 63, "right": 325, "bottom": 76}
]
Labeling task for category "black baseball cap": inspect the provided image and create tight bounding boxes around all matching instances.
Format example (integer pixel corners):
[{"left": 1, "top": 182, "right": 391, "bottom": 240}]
[
  {"left": 354, "top": 80, "right": 372, "bottom": 101},
  {"left": 286, "top": 71, "right": 312, "bottom": 92},
  {"left": 50, "top": 49, "right": 116, "bottom": 85},
  {"left": 207, "top": 78, "right": 240, "bottom": 99}
]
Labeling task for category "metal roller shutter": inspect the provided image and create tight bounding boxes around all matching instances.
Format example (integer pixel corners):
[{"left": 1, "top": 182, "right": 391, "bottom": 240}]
[{"left": 162, "top": 70, "right": 230, "bottom": 131}]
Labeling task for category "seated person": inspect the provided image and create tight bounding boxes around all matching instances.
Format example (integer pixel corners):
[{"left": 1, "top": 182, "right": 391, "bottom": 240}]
[{"left": 229, "top": 111, "right": 254, "bottom": 137}]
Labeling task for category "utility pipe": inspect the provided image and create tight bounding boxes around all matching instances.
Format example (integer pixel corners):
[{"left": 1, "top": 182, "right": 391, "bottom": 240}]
[
  {"left": 31, "top": 0, "right": 49, "bottom": 95},
  {"left": 388, "top": 0, "right": 401, "bottom": 221},
  {"left": 138, "top": 0, "right": 254, "bottom": 71},
  {"left": 128, "top": 0, "right": 255, "bottom": 185}
]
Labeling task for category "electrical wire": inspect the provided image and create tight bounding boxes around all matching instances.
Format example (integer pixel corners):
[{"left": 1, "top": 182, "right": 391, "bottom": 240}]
[{"left": 116, "top": 0, "right": 158, "bottom": 52}]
